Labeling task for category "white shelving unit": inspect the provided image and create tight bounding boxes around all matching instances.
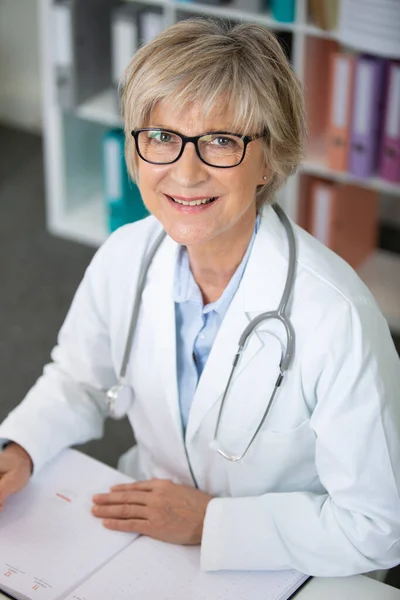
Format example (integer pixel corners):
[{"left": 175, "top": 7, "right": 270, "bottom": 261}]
[{"left": 38, "top": 0, "right": 400, "bottom": 332}]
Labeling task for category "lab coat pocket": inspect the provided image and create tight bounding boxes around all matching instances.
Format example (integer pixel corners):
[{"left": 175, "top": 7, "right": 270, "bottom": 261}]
[{"left": 222, "top": 418, "right": 319, "bottom": 497}]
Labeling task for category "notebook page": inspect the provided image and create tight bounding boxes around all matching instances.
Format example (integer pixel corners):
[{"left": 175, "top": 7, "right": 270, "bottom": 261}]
[
  {"left": 65, "top": 536, "right": 308, "bottom": 600},
  {"left": 0, "top": 449, "right": 138, "bottom": 600}
]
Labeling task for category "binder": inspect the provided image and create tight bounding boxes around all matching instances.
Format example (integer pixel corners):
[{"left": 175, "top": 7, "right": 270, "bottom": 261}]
[
  {"left": 102, "top": 129, "right": 149, "bottom": 233},
  {"left": 111, "top": 5, "right": 139, "bottom": 88},
  {"left": 52, "top": 0, "right": 117, "bottom": 110},
  {"left": 192, "top": 0, "right": 233, "bottom": 4},
  {"left": 379, "top": 61, "right": 400, "bottom": 183},
  {"left": 326, "top": 52, "right": 355, "bottom": 172},
  {"left": 308, "top": 0, "right": 339, "bottom": 31},
  {"left": 303, "top": 37, "right": 337, "bottom": 155},
  {"left": 230, "top": 0, "right": 261, "bottom": 10},
  {"left": 270, "top": 0, "right": 295, "bottom": 23},
  {"left": 349, "top": 56, "right": 387, "bottom": 179},
  {"left": 138, "top": 10, "right": 164, "bottom": 46},
  {"left": 338, "top": 0, "right": 400, "bottom": 60},
  {"left": 308, "top": 180, "right": 379, "bottom": 268}
]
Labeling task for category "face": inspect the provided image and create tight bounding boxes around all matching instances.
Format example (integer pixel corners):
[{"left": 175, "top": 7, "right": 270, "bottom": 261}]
[{"left": 135, "top": 99, "right": 267, "bottom": 251}]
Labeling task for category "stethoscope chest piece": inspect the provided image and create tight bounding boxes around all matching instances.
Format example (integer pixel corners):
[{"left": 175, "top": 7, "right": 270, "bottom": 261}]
[{"left": 106, "top": 381, "right": 134, "bottom": 419}]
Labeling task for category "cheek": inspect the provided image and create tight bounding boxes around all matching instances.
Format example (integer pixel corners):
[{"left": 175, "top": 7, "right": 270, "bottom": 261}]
[
  {"left": 137, "top": 167, "right": 165, "bottom": 202},
  {"left": 224, "top": 170, "right": 261, "bottom": 203}
]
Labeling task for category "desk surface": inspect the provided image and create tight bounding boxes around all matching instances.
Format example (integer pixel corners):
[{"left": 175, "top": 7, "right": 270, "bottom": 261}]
[
  {"left": 1, "top": 574, "right": 400, "bottom": 600},
  {"left": 298, "top": 575, "right": 400, "bottom": 599}
]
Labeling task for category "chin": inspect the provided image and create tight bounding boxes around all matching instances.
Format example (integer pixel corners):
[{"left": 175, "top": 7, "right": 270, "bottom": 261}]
[{"left": 163, "top": 222, "right": 211, "bottom": 247}]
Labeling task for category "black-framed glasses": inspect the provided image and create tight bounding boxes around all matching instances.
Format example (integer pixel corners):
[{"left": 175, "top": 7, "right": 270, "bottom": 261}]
[{"left": 131, "top": 128, "right": 265, "bottom": 168}]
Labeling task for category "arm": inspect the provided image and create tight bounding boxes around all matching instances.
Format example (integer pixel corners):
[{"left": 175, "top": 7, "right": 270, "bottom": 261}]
[
  {"left": 0, "top": 237, "right": 118, "bottom": 475},
  {"left": 201, "top": 299, "right": 400, "bottom": 575}
]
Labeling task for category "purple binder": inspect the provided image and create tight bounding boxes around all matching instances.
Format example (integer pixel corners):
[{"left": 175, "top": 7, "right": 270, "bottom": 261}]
[
  {"left": 349, "top": 56, "right": 387, "bottom": 179},
  {"left": 379, "top": 61, "right": 400, "bottom": 183}
]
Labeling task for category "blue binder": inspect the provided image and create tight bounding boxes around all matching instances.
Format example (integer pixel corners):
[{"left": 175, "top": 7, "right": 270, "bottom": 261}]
[
  {"left": 102, "top": 129, "right": 149, "bottom": 233},
  {"left": 270, "top": 0, "right": 295, "bottom": 23}
]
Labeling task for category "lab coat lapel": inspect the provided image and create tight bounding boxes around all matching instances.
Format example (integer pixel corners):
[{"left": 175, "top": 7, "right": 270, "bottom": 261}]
[
  {"left": 185, "top": 205, "right": 290, "bottom": 444},
  {"left": 141, "top": 234, "right": 184, "bottom": 443}
]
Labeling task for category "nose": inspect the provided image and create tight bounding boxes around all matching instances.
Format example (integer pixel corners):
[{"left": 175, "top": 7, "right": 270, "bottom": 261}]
[{"left": 170, "top": 141, "right": 209, "bottom": 187}]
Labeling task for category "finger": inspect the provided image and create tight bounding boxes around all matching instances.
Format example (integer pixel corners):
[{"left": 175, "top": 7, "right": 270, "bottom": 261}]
[
  {"left": 0, "top": 479, "right": 8, "bottom": 504},
  {"left": 92, "top": 490, "right": 150, "bottom": 506},
  {"left": 92, "top": 503, "right": 149, "bottom": 520},
  {"left": 110, "top": 480, "right": 158, "bottom": 492},
  {"left": 103, "top": 518, "right": 151, "bottom": 534},
  {"left": 0, "top": 472, "right": 20, "bottom": 504}
]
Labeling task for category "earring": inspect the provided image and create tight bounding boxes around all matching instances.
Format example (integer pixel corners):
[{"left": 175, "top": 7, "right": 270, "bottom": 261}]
[{"left": 263, "top": 176, "right": 268, "bottom": 181}]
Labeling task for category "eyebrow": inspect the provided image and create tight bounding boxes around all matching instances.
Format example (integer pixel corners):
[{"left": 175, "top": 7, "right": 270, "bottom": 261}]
[{"left": 148, "top": 124, "right": 236, "bottom": 133}]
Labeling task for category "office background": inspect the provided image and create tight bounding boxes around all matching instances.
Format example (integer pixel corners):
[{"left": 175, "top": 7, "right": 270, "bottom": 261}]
[{"left": 0, "top": 0, "right": 399, "bottom": 588}]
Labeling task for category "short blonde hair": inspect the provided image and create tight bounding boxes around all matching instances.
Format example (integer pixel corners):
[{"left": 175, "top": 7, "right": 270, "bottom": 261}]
[{"left": 121, "top": 18, "right": 306, "bottom": 209}]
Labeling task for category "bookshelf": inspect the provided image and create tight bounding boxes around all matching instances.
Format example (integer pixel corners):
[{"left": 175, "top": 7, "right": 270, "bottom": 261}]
[{"left": 38, "top": 0, "right": 400, "bottom": 332}]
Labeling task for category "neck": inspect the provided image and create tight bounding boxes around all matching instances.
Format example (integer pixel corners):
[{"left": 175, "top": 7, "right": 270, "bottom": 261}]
[{"left": 187, "top": 213, "right": 257, "bottom": 304}]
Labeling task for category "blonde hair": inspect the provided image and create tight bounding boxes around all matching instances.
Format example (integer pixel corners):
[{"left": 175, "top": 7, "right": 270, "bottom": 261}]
[{"left": 120, "top": 18, "right": 307, "bottom": 209}]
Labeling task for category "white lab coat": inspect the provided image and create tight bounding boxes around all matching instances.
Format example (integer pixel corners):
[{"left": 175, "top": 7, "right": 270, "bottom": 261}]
[{"left": 1, "top": 206, "right": 399, "bottom": 576}]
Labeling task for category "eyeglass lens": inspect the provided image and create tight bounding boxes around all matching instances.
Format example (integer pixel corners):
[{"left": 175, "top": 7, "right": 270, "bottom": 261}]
[{"left": 137, "top": 130, "right": 245, "bottom": 167}]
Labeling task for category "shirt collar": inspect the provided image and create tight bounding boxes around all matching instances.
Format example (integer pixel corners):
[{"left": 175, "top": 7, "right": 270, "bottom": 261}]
[{"left": 174, "top": 215, "right": 261, "bottom": 313}]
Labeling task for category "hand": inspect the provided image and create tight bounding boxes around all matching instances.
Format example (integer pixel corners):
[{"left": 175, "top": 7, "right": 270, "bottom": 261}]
[
  {"left": 91, "top": 479, "right": 213, "bottom": 545},
  {"left": 0, "top": 443, "right": 33, "bottom": 510}
]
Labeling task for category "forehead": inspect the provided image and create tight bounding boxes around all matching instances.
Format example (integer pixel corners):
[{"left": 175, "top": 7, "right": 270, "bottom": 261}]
[{"left": 148, "top": 98, "right": 244, "bottom": 133}]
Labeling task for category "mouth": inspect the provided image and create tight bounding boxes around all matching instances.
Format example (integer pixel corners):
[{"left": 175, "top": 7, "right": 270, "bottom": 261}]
[{"left": 165, "top": 194, "right": 219, "bottom": 207}]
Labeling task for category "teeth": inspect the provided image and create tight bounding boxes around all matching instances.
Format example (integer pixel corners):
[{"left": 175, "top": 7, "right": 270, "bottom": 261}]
[{"left": 171, "top": 197, "right": 215, "bottom": 206}]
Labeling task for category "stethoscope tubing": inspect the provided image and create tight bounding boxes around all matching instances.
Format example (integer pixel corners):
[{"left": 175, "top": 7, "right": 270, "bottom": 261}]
[{"left": 107, "top": 204, "right": 297, "bottom": 469}]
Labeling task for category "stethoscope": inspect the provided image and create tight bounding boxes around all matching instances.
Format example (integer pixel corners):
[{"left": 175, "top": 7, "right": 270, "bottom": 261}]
[{"left": 106, "top": 203, "right": 296, "bottom": 463}]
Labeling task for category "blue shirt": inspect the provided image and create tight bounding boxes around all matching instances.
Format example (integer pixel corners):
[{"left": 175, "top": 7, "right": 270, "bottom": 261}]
[{"left": 174, "top": 217, "right": 260, "bottom": 432}]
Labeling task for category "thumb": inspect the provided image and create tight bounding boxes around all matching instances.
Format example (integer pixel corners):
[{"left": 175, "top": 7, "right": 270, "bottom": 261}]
[{"left": 0, "top": 470, "right": 21, "bottom": 504}]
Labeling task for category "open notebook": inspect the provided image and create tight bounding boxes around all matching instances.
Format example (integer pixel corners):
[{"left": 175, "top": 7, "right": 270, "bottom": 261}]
[{"left": 0, "top": 449, "right": 309, "bottom": 600}]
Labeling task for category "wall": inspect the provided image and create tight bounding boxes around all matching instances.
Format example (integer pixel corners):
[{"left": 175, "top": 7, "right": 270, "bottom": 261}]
[{"left": 0, "top": 0, "right": 42, "bottom": 132}]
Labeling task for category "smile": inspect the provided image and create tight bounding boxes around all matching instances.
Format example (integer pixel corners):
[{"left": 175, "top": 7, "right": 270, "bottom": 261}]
[{"left": 166, "top": 195, "right": 218, "bottom": 206}]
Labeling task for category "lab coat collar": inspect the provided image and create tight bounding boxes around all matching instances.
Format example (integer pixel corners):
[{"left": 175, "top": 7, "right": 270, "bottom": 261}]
[
  {"left": 141, "top": 234, "right": 185, "bottom": 448},
  {"left": 243, "top": 204, "right": 290, "bottom": 314}
]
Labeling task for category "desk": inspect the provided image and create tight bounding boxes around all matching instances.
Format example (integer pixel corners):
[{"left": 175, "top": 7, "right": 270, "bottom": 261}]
[
  {"left": 1, "top": 575, "right": 399, "bottom": 600},
  {"left": 298, "top": 575, "right": 400, "bottom": 598}
]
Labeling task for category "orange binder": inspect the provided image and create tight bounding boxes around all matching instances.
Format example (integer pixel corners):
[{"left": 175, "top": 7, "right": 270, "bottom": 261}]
[
  {"left": 309, "top": 180, "right": 379, "bottom": 269},
  {"left": 309, "top": 0, "right": 339, "bottom": 31},
  {"left": 326, "top": 52, "right": 355, "bottom": 171}
]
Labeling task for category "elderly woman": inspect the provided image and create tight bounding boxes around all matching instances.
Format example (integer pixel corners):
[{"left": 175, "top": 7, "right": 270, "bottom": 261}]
[{"left": 0, "top": 18, "right": 399, "bottom": 577}]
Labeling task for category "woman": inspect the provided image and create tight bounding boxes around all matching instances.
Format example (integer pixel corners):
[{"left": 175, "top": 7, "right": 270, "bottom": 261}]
[{"left": 0, "top": 19, "right": 399, "bottom": 577}]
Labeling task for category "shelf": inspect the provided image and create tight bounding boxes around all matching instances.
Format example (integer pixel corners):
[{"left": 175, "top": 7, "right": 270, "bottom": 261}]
[
  {"left": 357, "top": 250, "right": 400, "bottom": 334},
  {"left": 76, "top": 88, "right": 123, "bottom": 128},
  {"left": 301, "top": 160, "right": 400, "bottom": 197},
  {"left": 300, "top": 23, "right": 337, "bottom": 40},
  {"left": 173, "top": 2, "right": 294, "bottom": 31},
  {"left": 125, "top": 0, "right": 170, "bottom": 6},
  {"left": 49, "top": 192, "right": 108, "bottom": 247}
]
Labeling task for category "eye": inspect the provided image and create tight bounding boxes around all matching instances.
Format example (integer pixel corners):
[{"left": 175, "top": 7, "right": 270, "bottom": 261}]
[
  {"left": 148, "top": 131, "right": 174, "bottom": 143},
  {"left": 211, "top": 136, "right": 233, "bottom": 147},
  {"left": 160, "top": 131, "right": 172, "bottom": 143}
]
